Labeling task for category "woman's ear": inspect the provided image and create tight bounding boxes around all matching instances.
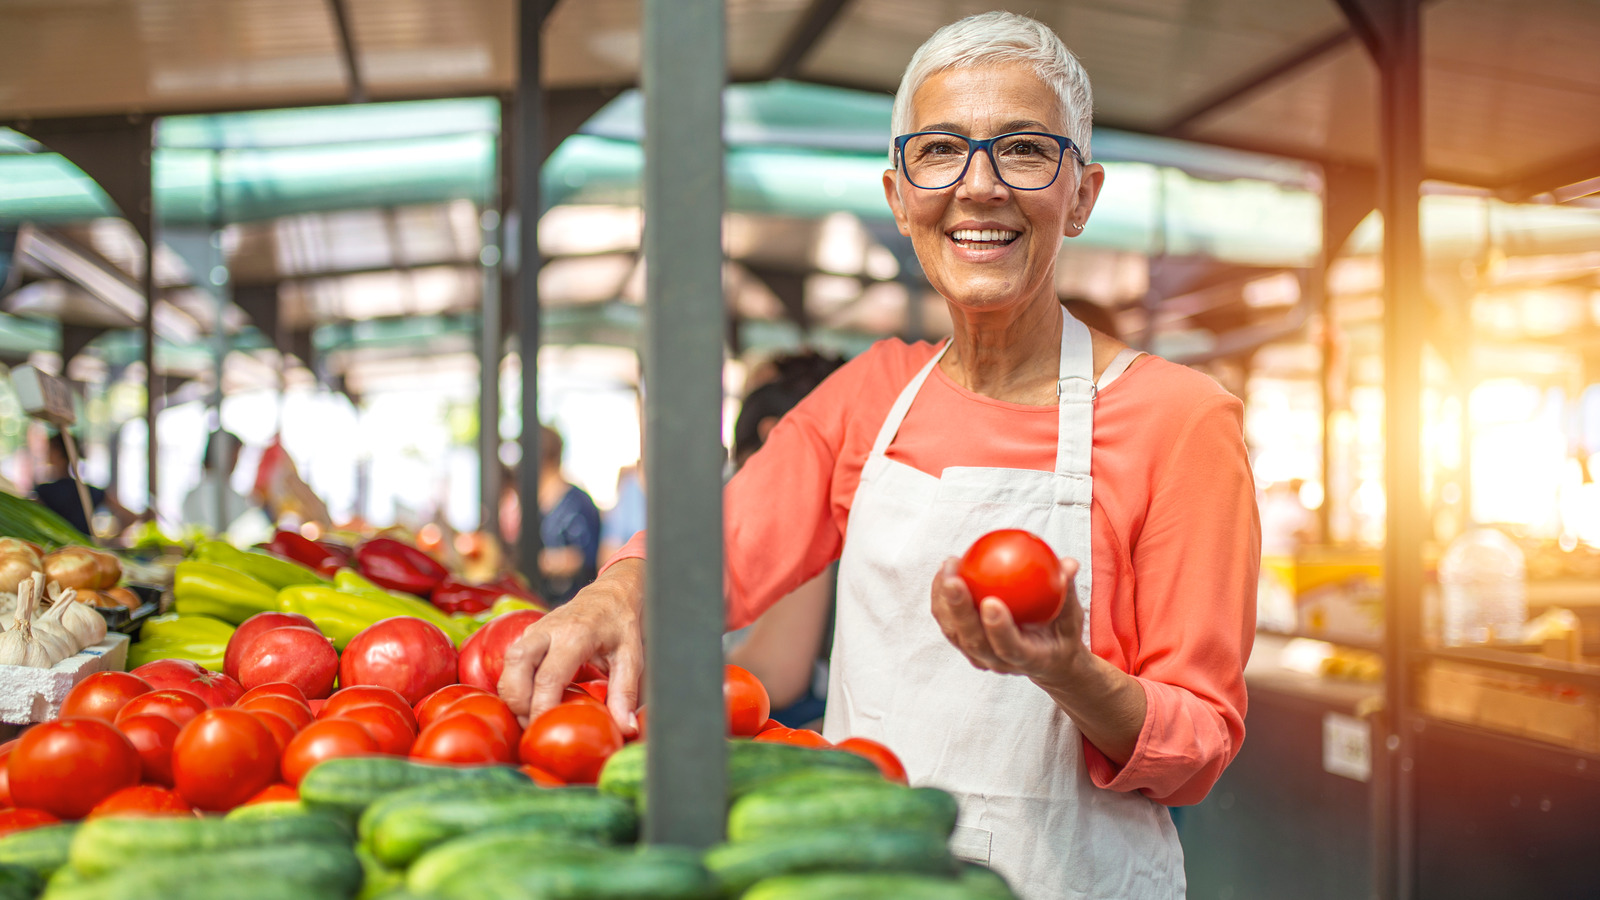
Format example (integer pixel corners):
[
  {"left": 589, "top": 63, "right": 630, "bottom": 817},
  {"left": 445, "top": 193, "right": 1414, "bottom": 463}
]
[
  {"left": 882, "top": 169, "right": 912, "bottom": 237},
  {"left": 1065, "top": 162, "right": 1106, "bottom": 236}
]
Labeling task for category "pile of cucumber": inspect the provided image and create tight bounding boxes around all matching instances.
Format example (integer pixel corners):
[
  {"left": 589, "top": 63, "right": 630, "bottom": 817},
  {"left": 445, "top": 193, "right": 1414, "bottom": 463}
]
[{"left": 0, "top": 745, "right": 1017, "bottom": 900}]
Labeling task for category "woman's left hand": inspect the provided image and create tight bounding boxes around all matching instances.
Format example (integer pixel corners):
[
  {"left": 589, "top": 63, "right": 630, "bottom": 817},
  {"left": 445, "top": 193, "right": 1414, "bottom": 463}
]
[{"left": 930, "top": 556, "right": 1086, "bottom": 683}]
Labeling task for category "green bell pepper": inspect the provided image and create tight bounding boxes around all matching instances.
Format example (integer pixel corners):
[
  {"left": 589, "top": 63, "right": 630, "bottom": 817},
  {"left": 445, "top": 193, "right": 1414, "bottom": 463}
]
[
  {"left": 172, "top": 560, "right": 280, "bottom": 624},
  {"left": 195, "top": 540, "right": 327, "bottom": 591}
]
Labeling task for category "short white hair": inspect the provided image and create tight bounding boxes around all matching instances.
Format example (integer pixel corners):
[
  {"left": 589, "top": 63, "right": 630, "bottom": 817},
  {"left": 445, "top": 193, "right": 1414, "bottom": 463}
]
[{"left": 891, "top": 11, "right": 1094, "bottom": 163}]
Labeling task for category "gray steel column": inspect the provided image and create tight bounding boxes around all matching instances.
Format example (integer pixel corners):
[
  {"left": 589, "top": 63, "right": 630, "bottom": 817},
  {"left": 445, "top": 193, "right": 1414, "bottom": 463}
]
[
  {"left": 515, "top": 0, "right": 553, "bottom": 579},
  {"left": 480, "top": 128, "right": 504, "bottom": 541},
  {"left": 642, "top": 0, "right": 728, "bottom": 847}
]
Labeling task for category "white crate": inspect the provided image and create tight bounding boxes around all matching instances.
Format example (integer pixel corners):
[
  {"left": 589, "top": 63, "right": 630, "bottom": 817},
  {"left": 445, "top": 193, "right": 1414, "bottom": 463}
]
[{"left": 0, "top": 633, "right": 131, "bottom": 725}]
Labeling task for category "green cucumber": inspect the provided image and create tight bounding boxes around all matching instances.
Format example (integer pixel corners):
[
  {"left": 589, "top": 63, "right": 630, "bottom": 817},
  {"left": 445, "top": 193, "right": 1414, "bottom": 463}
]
[
  {"left": 224, "top": 800, "right": 313, "bottom": 821},
  {"left": 728, "top": 785, "right": 959, "bottom": 843},
  {"left": 742, "top": 872, "right": 999, "bottom": 900},
  {"left": 431, "top": 846, "right": 717, "bottom": 900},
  {"left": 0, "top": 863, "right": 41, "bottom": 900},
  {"left": 41, "top": 843, "right": 361, "bottom": 900},
  {"left": 362, "top": 783, "right": 637, "bottom": 868},
  {"left": 704, "top": 828, "right": 957, "bottom": 897},
  {"left": 407, "top": 829, "right": 606, "bottom": 894},
  {"left": 957, "top": 864, "right": 1019, "bottom": 899},
  {"left": 300, "top": 756, "right": 529, "bottom": 823},
  {"left": 68, "top": 813, "right": 348, "bottom": 878},
  {"left": 357, "top": 846, "right": 406, "bottom": 900},
  {"left": 737, "top": 769, "right": 893, "bottom": 799},
  {"left": 598, "top": 740, "right": 880, "bottom": 809},
  {"left": 0, "top": 823, "right": 77, "bottom": 877}
]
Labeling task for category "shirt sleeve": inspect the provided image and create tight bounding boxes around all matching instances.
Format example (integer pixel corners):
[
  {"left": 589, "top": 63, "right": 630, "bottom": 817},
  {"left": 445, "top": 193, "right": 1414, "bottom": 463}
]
[{"left": 1083, "top": 392, "right": 1259, "bottom": 805}]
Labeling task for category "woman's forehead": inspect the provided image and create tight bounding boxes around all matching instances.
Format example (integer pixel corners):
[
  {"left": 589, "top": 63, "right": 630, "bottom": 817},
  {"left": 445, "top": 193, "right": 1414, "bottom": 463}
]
[{"left": 909, "top": 63, "right": 1062, "bottom": 135}]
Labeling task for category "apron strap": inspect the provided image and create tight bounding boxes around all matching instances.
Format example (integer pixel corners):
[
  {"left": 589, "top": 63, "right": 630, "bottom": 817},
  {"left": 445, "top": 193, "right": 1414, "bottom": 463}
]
[
  {"left": 1054, "top": 314, "right": 1095, "bottom": 478},
  {"left": 1096, "top": 348, "right": 1146, "bottom": 392},
  {"left": 868, "top": 339, "right": 953, "bottom": 458}
]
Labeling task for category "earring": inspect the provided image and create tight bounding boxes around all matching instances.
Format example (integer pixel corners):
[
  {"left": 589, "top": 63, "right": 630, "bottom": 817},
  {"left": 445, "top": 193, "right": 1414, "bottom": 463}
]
[{"left": 1068, "top": 221, "right": 1084, "bottom": 234}]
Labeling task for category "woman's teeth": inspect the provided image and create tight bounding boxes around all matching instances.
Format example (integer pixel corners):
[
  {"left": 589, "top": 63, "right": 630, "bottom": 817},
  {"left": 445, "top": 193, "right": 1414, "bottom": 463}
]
[{"left": 950, "top": 229, "right": 1019, "bottom": 247}]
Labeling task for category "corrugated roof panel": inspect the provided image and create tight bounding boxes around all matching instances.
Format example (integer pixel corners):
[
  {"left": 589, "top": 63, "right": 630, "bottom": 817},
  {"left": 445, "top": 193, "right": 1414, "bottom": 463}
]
[{"left": 346, "top": 0, "right": 514, "bottom": 96}]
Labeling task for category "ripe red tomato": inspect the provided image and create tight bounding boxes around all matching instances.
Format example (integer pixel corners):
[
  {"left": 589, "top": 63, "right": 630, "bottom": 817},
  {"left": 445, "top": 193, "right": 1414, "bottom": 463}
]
[
  {"left": 330, "top": 704, "right": 415, "bottom": 756},
  {"left": 439, "top": 694, "right": 520, "bottom": 751},
  {"left": 774, "top": 728, "right": 830, "bottom": 749},
  {"left": 752, "top": 726, "right": 794, "bottom": 743},
  {"left": 561, "top": 687, "right": 604, "bottom": 708},
  {"left": 280, "top": 719, "right": 379, "bottom": 786},
  {"left": 338, "top": 618, "right": 458, "bottom": 706},
  {"left": 239, "top": 694, "right": 314, "bottom": 732},
  {"left": 248, "top": 710, "right": 298, "bottom": 754},
  {"left": 0, "top": 809, "right": 59, "bottom": 837},
  {"left": 756, "top": 718, "right": 785, "bottom": 734},
  {"left": 414, "top": 684, "right": 488, "bottom": 731},
  {"left": 130, "top": 659, "right": 245, "bottom": 707},
  {"left": 115, "top": 713, "right": 181, "bottom": 787},
  {"left": 517, "top": 764, "right": 565, "bottom": 787},
  {"left": 321, "top": 686, "right": 418, "bottom": 732},
  {"left": 0, "top": 744, "right": 13, "bottom": 806},
  {"left": 576, "top": 680, "right": 609, "bottom": 703},
  {"left": 456, "top": 609, "right": 544, "bottom": 693},
  {"left": 8, "top": 719, "right": 141, "bottom": 819},
  {"left": 957, "top": 529, "right": 1068, "bottom": 625},
  {"left": 412, "top": 713, "right": 513, "bottom": 765},
  {"left": 61, "top": 672, "right": 153, "bottom": 722},
  {"left": 224, "top": 611, "right": 319, "bottom": 682},
  {"left": 239, "top": 683, "right": 309, "bottom": 705},
  {"left": 87, "top": 784, "right": 194, "bottom": 818},
  {"left": 239, "top": 626, "right": 339, "bottom": 700},
  {"left": 171, "top": 709, "right": 280, "bottom": 811},
  {"left": 724, "top": 665, "right": 771, "bottom": 738},
  {"left": 518, "top": 703, "right": 623, "bottom": 784},
  {"left": 242, "top": 783, "right": 298, "bottom": 806},
  {"left": 115, "top": 690, "right": 209, "bottom": 729},
  {"left": 835, "top": 737, "right": 908, "bottom": 784}
]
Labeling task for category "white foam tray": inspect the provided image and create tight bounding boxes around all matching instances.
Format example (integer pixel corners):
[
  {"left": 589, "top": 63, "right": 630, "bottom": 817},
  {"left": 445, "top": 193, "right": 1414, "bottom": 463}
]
[{"left": 0, "top": 632, "right": 131, "bottom": 724}]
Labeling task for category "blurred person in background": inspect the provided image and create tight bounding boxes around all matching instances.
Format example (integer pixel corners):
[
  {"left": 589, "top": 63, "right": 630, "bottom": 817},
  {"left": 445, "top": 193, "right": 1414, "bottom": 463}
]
[
  {"left": 535, "top": 425, "right": 601, "bottom": 605},
  {"left": 183, "top": 431, "right": 261, "bottom": 536},
  {"left": 1259, "top": 478, "right": 1318, "bottom": 556},
  {"left": 726, "top": 351, "right": 846, "bottom": 728},
  {"left": 600, "top": 461, "right": 646, "bottom": 566},
  {"left": 252, "top": 435, "right": 332, "bottom": 529},
  {"left": 34, "top": 431, "right": 141, "bottom": 537}
]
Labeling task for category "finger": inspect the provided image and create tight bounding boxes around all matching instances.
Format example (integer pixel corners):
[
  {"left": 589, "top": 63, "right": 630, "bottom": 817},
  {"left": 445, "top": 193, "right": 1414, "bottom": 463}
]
[
  {"left": 497, "top": 626, "right": 551, "bottom": 723},
  {"left": 1053, "top": 557, "right": 1085, "bottom": 640},
  {"left": 527, "top": 632, "right": 592, "bottom": 725},
  {"left": 606, "top": 636, "right": 644, "bottom": 736},
  {"left": 931, "top": 560, "right": 1009, "bottom": 670},
  {"left": 981, "top": 597, "right": 1035, "bottom": 669}
]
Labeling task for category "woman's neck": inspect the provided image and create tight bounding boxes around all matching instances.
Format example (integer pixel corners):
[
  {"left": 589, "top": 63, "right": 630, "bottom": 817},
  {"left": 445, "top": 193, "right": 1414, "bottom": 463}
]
[{"left": 941, "top": 295, "right": 1064, "bottom": 405}]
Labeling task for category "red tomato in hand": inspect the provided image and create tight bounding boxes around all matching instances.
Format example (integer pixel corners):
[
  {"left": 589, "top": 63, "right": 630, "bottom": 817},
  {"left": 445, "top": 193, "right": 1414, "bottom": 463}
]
[
  {"left": 456, "top": 609, "right": 544, "bottom": 693},
  {"left": 115, "top": 690, "right": 209, "bottom": 729},
  {"left": 439, "top": 694, "right": 520, "bottom": 751},
  {"left": 88, "top": 784, "right": 193, "bottom": 818},
  {"left": 414, "top": 684, "right": 488, "bottom": 731},
  {"left": 518, "top": 703, "right": 623, "bottom": 784},
  {"left": 130, "top": 659, "right": 244, "bottom": 707},
  {"left": 724, "top": 665, "right": 771, "bottom": 738},
  {"left": 280, "top": 719, "right": 379, "bottom": 787},
  {"left": 412, "top": 713, "right": 513, "bottom": 765},
  {"left": 321, "top": 686, "right": 418, "bottom": 732},
  {"left": 0, "top": 809, "right": 58, "bottom": 836},
  {"left": 835, "top": 737, "right": 908, "bottom": 783},
  {"left": 224, "top": 611, "right": 319, "bottom": 682},
  {"left": 8, "top": 719, "right": 141, "bottom": 819},
  {"left": 61, "top": 672, "right": 152, "bottom": 722},
  {"left": 239, "top": 626, "right": 339, "bottom": 700},
  {"left": 331, "top": 704, "right": 415, "bottom": 756},
  {"left": 338, "top": 618, "right": 458, "bottom": 706},
  {"left": 958, "top": 529, "right": 1068, "bottom": 625},
  {"left": 171, "top": 709, "right": 280, "bottom": 811},
  {"left": 248, "top": 711, "right": 298, "bottom": 754},
  {"left": 115, "top": 713, "right": 181, "bottom": 787},
  {"left": 239, "top": 683, "right": 309, "bottom": 706},
  {"left": 239, "top": 694, "right": 314, "bottom": 732}
]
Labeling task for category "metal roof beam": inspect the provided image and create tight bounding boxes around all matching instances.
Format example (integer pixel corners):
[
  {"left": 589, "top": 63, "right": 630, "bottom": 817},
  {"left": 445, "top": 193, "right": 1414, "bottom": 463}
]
[
  {"left": 326, "top": 0, "right": 367, "bottom": 104},
  {"left": 1495, "top": 145, "right": 1600, "bottom": 202},
  {"left": 768, "top": 0, "right": 853, "bottom": 81},
  {"left": 1160, "top": 28, "right": 1355, "bottom": 136}
]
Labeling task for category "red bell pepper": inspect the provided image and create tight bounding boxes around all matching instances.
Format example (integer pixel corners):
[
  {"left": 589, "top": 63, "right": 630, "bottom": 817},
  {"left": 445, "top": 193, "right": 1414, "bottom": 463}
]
[
  {"left": 430, "top": 577, "right": 502, "bottom": 615},
  {"left": 486, "top": 571, "right": 544, "bottom": 606},
  {"left": 267, "top": 530, "right": 346, "bottom": 577},
  {"left": 354, "top": 537, "right": 449, "bottom": 598}
]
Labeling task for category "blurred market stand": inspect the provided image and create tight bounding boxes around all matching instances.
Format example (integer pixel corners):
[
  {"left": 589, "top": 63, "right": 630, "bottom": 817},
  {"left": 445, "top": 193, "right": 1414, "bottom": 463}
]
[{"left": 2, "top": 1, "right": 1599, "bottom": 897}]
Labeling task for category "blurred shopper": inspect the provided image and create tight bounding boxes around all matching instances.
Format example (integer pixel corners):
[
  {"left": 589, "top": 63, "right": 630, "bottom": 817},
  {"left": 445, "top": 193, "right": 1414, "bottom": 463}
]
[
  {"left": 33, "top": 431, "right": 140, "bottom": 536},
  {"left": 600, "top": 463, "right": 646, "bottom": 565},
  {"left": 182, "top": 431, "right": 256, "bottom": 533},
  {"left": 726, "top": 351, "right": 845, "bottom": 728},
  {"left": 252, "top": 436, "right": 332, "bottom": 528},
  {"left": 536, "top": 425, "right": 601, "bottom": 605},
  {"left": 1259, "top": 478, "right": 1318, "bottom": 555}
]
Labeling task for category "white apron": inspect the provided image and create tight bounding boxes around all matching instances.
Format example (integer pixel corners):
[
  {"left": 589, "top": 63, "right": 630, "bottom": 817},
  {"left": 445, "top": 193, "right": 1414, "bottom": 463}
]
[{"left": 821, "top": 312, "right": 1183, "bottom": 899}]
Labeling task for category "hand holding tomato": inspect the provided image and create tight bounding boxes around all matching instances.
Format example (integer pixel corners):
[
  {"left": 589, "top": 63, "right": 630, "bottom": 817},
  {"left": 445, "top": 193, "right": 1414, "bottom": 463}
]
[{"left": 931, "top": 544, "right": 1085, "bottom": 682}]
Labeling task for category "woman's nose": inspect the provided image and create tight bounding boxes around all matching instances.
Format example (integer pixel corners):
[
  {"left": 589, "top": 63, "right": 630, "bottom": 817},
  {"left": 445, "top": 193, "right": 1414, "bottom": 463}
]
[{"left": 956, "top": 148, "right": 1009, "bottom": 201}]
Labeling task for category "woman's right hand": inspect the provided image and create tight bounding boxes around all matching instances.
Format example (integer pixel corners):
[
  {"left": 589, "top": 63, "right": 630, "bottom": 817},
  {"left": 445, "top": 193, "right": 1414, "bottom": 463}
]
[{"left": 497, "top": 558, "right": 645, "bottom": 733}]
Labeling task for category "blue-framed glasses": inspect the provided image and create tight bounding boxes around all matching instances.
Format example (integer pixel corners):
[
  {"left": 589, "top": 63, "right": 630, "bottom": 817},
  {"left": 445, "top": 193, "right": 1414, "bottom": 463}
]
[{"left": 893, "top": 131, "right": 1084, "bottom": 191}]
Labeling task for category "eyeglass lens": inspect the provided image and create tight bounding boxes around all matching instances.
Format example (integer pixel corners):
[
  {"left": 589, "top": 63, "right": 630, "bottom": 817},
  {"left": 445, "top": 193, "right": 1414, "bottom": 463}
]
[{"left": 901, "top": 133, "right": 1064, "bottom": 190}]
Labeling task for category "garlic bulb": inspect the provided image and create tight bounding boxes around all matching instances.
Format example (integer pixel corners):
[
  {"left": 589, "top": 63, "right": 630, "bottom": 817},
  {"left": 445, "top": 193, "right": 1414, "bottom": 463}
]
[
  {"left": 37, "top": 588, "right": 88, "bottom": 654},
  {"left": 0, "top": 574, "right": 64, "bottom": 668},
  {"left": 49, "top": 586, "right": 105, "bottom": 649}
]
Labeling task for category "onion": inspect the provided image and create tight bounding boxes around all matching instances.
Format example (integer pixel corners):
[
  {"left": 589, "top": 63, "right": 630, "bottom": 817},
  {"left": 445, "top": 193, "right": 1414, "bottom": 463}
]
[
  {"left": 42, "top": 547, "right": 102, "bottom": 591},
  {"left": 0, "top": 553, "right": 39, "bottom": 594},
  {"left": 92, "top": 551, "right": 122, "bottom": 590}
]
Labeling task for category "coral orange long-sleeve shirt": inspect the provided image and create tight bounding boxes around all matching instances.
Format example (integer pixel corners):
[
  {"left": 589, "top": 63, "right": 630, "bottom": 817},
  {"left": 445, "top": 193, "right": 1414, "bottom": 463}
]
[{"left": 609, "top": 338, "right": 1259, "bottom": 805}]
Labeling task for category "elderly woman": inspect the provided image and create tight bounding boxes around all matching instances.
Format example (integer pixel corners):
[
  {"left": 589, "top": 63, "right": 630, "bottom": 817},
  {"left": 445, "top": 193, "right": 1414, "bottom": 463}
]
[{"left": 501, "top": 11, "right": 1257, "bottom": 898}]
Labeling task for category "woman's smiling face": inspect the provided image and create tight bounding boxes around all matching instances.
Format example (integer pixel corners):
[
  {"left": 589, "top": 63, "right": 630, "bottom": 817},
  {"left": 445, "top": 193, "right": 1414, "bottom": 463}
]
[{"left": 884, "top": 63, "right": 1103, "bottom": 316}]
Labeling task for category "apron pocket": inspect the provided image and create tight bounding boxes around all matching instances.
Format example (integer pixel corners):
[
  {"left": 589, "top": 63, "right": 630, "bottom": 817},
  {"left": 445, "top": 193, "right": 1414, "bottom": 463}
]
[{"left": 949, "top": 825, "right": 993, "bottom": 864}]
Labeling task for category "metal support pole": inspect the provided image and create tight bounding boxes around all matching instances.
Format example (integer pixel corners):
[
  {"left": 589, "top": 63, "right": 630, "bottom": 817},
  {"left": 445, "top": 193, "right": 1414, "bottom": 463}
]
[
  {"left": 143, "top": 211, "right": 157, "bottom": 514},
  {"left": 642, "top": 0, "right": 728, "bottom": 847},
  {"left": 514, "top": 0, "right": 553, "bottom": 580},
  {"left": 479, "top": 135, "right": 504, "bottom": 542}
]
